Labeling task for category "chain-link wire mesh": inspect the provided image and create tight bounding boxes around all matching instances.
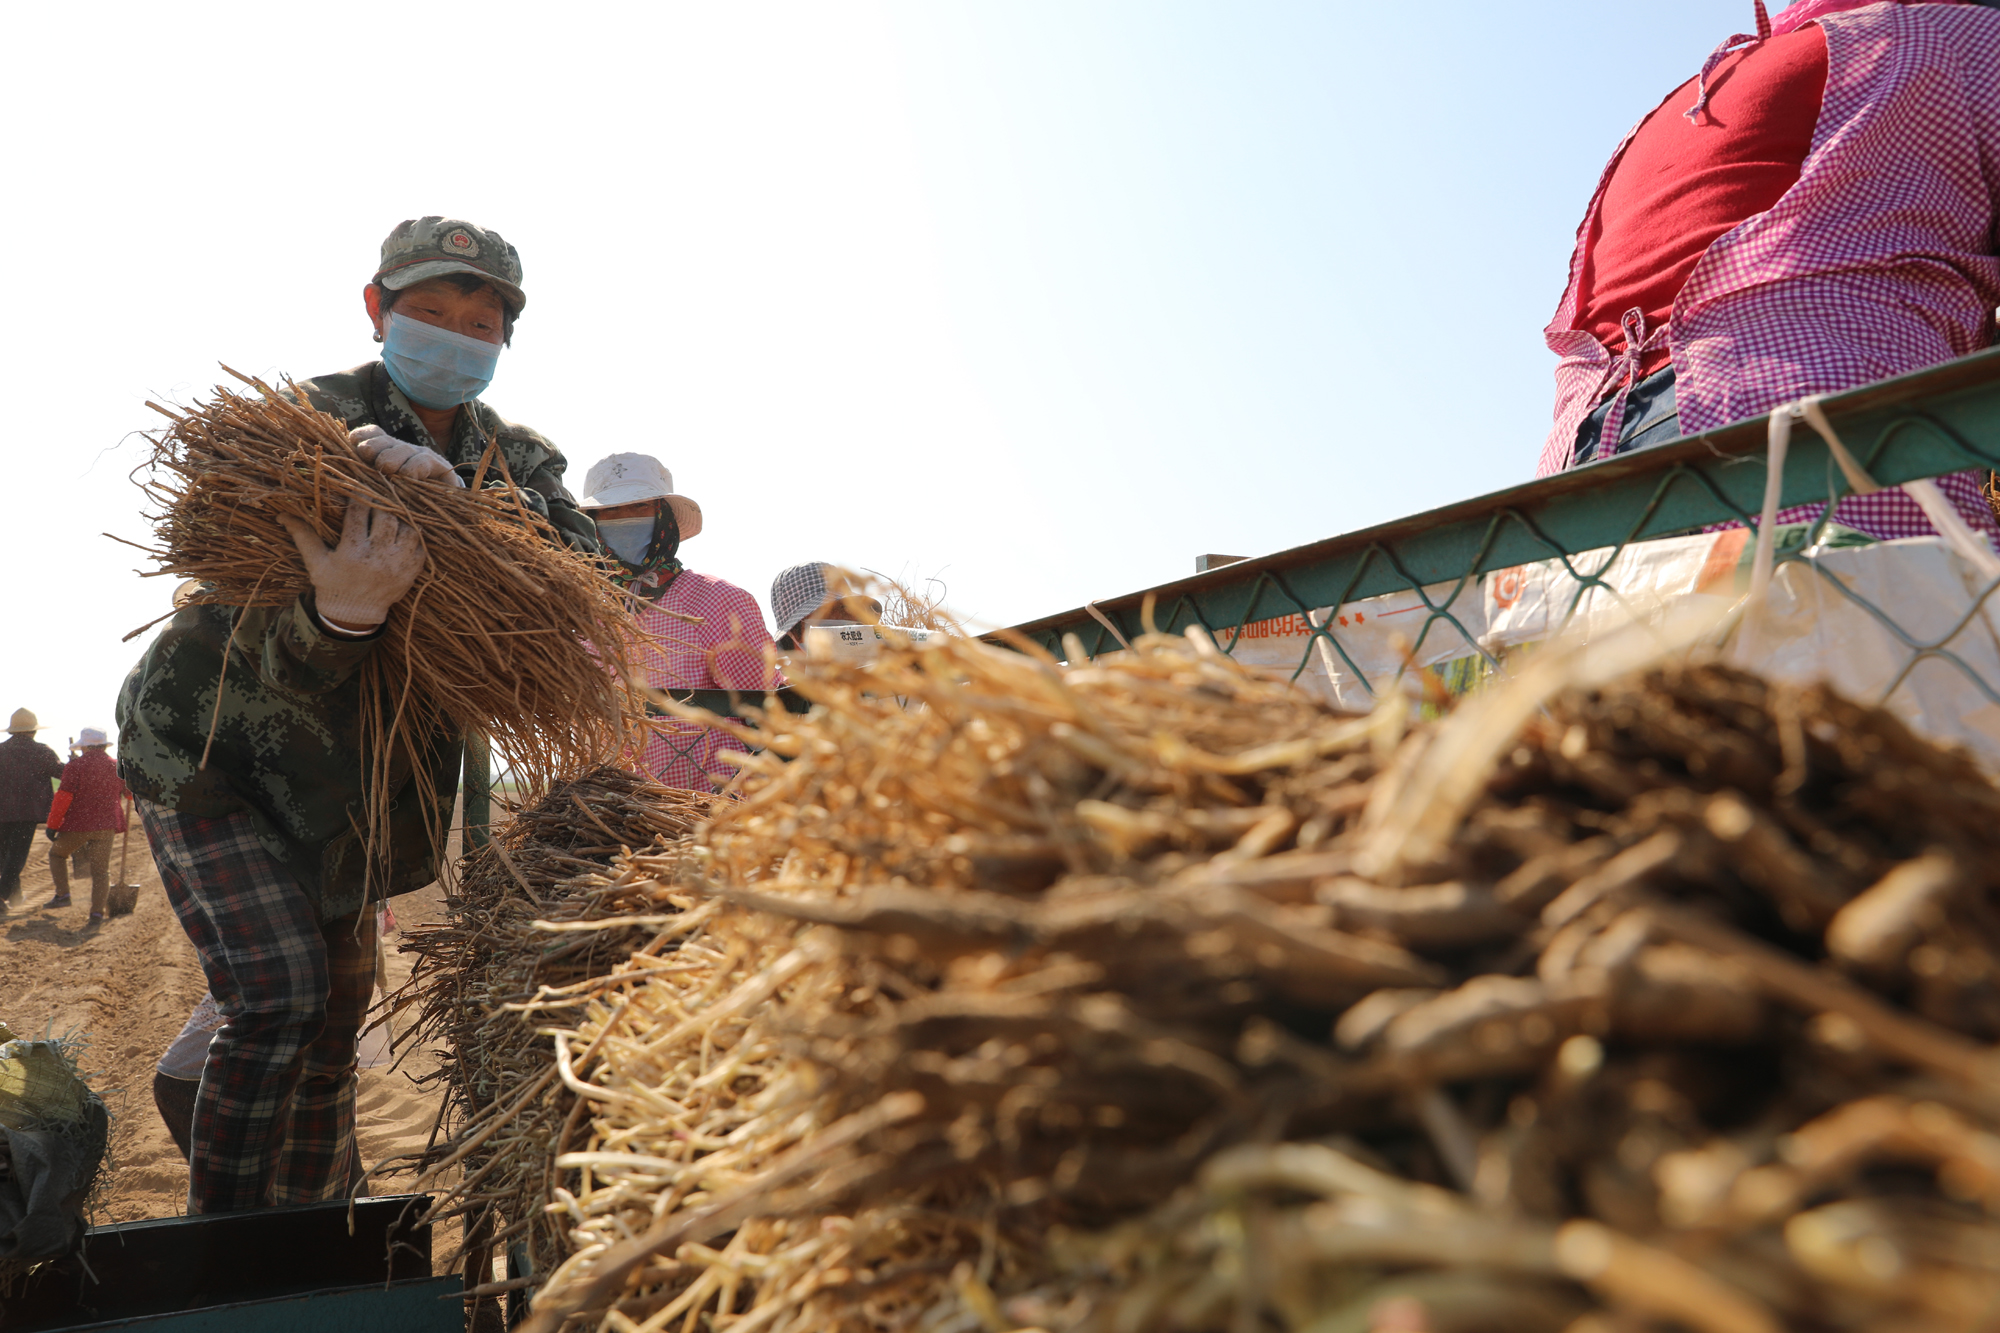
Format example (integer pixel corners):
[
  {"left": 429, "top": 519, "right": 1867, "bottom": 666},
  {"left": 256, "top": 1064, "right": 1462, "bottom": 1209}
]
[{"left": 1006, "top": 351, "right": 2000, "bottom": 768}]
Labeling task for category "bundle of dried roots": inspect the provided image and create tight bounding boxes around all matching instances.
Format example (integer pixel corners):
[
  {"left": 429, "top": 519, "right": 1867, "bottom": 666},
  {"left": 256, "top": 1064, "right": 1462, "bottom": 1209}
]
[
  {"left": 387, "top": 766, "right": 717, "bottom": 1299},
  {"left": 129, "top": 370, "right": 640, "bottom": 828},
  {"left": 480, "top": 630, "right": 2000, "bottom": 1333}
]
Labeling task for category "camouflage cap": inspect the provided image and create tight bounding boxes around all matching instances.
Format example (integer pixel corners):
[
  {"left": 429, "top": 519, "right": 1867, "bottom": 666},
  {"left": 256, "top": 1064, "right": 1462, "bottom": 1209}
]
[{"left": 375, "top": 217, "right": 526, "bottom": 313}]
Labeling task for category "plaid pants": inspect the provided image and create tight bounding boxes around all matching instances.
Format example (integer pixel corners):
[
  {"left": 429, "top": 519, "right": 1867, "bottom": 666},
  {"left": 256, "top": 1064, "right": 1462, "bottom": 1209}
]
[{"left": 137, "top": 799, "right": 376, "bottom": 1214}]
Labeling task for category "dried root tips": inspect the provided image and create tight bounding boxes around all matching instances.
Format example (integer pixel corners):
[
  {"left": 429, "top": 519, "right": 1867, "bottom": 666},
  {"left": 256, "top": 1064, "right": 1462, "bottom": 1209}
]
[
  {"left": 386, "top": 767, "right": 715, "bottom": 1292},
  {"left": 443, "top": 632, "right": 2000, "bottom": 1333}
]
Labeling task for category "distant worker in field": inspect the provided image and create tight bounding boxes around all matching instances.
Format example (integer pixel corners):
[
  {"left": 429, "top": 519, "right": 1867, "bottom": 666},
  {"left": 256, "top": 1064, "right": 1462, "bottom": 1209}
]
[
  {"left": 119, "top": 217, "right": 594, "bottom": 1215},
  {"left": 580, "top": 453, "right": 782, "bottom": 791},
  {"left": 44, "top": 728, "right": 127, "bottom": 926},
  {"left": 1541, "top": 0, "right": 2000, "bottom": 540},
  {"left": 0, "top": 709, "right": 64, "bottom": 914},
  {"left": 769, "top": 562, "right": 884, "bottom": 652}
]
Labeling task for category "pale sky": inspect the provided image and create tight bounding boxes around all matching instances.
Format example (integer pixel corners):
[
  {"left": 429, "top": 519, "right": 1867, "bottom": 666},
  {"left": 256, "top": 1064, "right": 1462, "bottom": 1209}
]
[{"left": 3, "top": 0, "right": 1755, "bottom": 750}]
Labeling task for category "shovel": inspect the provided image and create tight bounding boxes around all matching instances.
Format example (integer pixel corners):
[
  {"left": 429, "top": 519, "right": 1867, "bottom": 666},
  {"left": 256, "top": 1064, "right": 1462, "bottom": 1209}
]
[{"left": 106, "top": 815, "right": 141, "bottom": 918}]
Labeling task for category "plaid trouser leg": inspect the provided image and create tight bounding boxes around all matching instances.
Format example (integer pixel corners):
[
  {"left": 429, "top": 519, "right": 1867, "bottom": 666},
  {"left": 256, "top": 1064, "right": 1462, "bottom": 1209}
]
[
  {"left": 274, "top": 908, "right": 374, "bottom": 1204},
  {"left": 137, "top": 799, "right": 376, "bottom": 1214}
]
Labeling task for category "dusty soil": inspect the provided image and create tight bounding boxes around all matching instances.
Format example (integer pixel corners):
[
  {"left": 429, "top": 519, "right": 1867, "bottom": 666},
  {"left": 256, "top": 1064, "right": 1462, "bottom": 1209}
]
[{"left": 1, "top": 826, "right": 459, "bottom": 1237}]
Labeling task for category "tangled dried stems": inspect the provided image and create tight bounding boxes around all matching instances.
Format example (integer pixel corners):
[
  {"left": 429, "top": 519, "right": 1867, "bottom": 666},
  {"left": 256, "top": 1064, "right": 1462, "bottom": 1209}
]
[
  {"left": 387, "top": 767, "right": 717, "bottom": 1297},
  {"left": 869, "top": 571, "right": 956, "bottom": 633},
  {"left": 445, "top": 628, "right": 2000, "bottom": 1333},
  {"left": 129, "top": 371, "right": 640, "bottom": 848}
]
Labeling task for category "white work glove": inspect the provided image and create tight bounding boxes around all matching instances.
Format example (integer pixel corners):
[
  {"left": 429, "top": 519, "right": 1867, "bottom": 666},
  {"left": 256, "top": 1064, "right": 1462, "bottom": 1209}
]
[
  {"left": 348, "top": 424, "right": 464, "bottom": 487},
  {"left": 280, "top": 499, "right": 427, "bottom": 632}
]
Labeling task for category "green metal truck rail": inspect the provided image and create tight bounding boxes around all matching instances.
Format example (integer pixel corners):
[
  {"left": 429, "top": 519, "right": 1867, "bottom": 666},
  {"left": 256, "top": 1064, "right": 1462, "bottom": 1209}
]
[
  {"left": 1003, "top": 348, "right": 2000, "bottom": 680},
  {"left": 455, "top": 349, "right": 2000, "bottom": 815}
]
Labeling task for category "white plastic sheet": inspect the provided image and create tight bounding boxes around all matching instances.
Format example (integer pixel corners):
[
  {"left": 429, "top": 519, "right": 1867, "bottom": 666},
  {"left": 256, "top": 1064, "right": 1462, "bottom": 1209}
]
[
  {"left": 1244, "top": 528, "right": 2000, "bottom": 771},
  {"left": 1728, "top": 537, "right": 2000, "bottom": 771}
]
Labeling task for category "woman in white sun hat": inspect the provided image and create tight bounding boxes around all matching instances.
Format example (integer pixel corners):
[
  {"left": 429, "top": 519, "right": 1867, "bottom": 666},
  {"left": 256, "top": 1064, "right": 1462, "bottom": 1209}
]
[
  {"left": 581, "top": 453, "right": 783, "bottom": 792},
  {"left": 45, "top": 727, "right": 128, "bottom": 926}
]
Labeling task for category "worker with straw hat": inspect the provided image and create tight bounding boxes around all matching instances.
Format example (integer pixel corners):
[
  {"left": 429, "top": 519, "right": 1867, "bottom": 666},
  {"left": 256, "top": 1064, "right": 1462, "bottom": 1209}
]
[
  {"left": 43, "top": 728, "right": 127, "bottom": 928},
  {"left": 0, "top": 709, "right": 64, "bottom": 914},
  {"left": 116, "top": 217, "right": 596, "bottom": 1216},
  {"left": 579, "top": 452, "right": 781, "bottom": 791}
]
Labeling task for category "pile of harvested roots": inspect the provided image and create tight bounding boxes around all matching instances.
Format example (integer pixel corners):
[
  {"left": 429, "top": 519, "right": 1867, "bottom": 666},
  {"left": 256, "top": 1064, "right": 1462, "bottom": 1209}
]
[
  {"left": 389, "top": 767, "right": 715, "bottom": 1294},
  {"left": 130, "top": 371, "right": 638, "bottom": 807},
  {"left": 430, "top": 628, "right": 2000, "bottom": 1333}
]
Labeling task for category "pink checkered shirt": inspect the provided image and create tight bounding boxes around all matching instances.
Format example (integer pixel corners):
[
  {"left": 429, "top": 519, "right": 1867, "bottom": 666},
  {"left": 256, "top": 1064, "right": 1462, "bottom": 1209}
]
[
  {"left": 625, "top": 569, "right": 784, "bottom": 792},
  {"left": 1540, "top": 0, "right": 2000, "bottom": 541}
]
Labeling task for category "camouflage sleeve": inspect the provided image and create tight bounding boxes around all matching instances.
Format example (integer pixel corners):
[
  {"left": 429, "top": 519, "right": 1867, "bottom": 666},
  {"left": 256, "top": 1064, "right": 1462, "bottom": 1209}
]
[
  {"left": 294, "top": 368, "right": 374, "bottom": 429},
  {"left": 509, "top": 432, "right": 603, "bottom": 558},
  {"left": 243, "top": 595, "right": 381, "bottom": 697},
  {"left": 538, "top": 493, "right": 603, "bottom": 556}
]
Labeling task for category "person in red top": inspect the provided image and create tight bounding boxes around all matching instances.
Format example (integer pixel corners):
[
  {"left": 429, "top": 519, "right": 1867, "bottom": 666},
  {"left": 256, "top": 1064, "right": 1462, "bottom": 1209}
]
[
  {"left": 1544, "top": 0, "right": 2000, "bottom": 542},
  {"left": 47, "top": 726, "right": 129, "bottom": 926}
]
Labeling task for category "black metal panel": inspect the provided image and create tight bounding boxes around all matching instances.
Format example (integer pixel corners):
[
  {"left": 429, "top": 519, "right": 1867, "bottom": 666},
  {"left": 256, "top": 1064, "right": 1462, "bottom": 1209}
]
[
  {"left": 0, "top": 1196, "right": 433, "bottom": 1333},
  {"left": 25, "top": 1278, "right": 462, "bottom": 1333}
]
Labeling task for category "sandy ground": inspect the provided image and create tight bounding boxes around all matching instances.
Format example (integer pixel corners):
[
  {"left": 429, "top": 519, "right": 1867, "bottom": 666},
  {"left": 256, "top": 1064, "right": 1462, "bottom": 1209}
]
[{"left": 1, "top": 825, "right": 459, "bottom": 1241}]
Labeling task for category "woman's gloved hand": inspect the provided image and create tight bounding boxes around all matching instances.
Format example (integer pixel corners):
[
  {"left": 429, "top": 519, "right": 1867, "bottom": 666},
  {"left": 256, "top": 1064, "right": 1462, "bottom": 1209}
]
[
  {"left": 349, "top": 424, "right": 464, "bottom": 487},
  {"left": 280, "top": 500, "right": 426, "bottom": 633}
]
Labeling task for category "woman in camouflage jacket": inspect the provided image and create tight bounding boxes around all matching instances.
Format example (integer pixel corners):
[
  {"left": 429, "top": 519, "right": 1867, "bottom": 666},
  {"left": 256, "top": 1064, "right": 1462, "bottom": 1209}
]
[{"left": 116, "top": 217, "right": 597, "bottom": 1214}]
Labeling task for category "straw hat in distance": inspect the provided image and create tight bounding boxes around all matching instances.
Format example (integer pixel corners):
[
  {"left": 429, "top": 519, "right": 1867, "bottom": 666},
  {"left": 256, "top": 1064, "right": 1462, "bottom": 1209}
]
[{"left": 7, "top": 709, "right": 37, "bottom": 734}]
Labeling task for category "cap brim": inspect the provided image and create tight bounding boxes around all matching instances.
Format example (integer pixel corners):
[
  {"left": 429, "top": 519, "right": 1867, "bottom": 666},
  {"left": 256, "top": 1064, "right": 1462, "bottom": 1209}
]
[{"left": 379, "top": 259, "right": 526, "bottom": 313}]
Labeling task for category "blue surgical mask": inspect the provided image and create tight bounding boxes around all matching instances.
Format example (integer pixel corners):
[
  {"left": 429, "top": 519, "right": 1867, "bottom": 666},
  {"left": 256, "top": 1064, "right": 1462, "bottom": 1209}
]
[
  {"left": 594, "top": 517, "right": 654, "bottom": 566},
  {"left": 380, "top": 311, "right": 502, "bottom": 409}
]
